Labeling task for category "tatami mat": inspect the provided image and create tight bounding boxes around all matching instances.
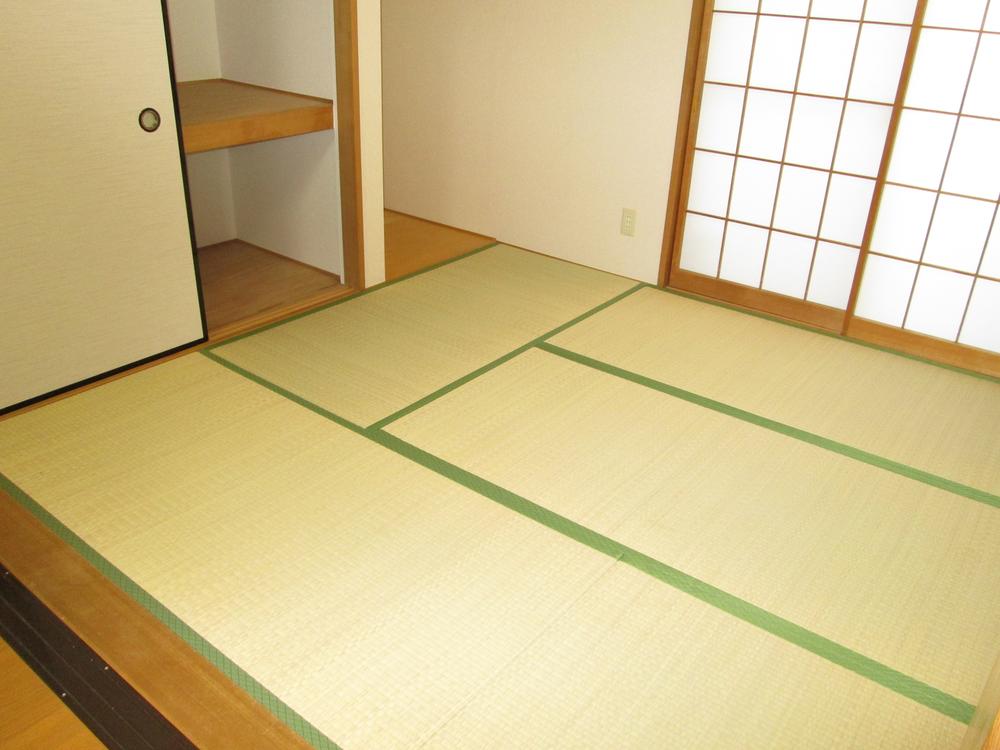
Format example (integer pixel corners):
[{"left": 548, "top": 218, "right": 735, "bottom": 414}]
[
  {"left": 0, "top": 354, "right": 966, "bottom": 748},
  {"left": 0, "top": 356, "right": 612, "bottom": 748},
  {"left": 209, "top": 244, "right": 636, "bottom": 426},
  {"left": 387, "top": 348, "right": 1000, "bottom": 704},
  {"left": 424, "top": 565, "right": 966, "bottom": 750},
  {"left": 549, "top": 287, "right": 1000, "bottom": 496}
]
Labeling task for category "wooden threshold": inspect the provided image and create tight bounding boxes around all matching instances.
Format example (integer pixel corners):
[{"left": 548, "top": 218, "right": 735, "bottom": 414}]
[
  {"left": 384, "top": 210, "right": 494, "bottom": 280},
  {"left": 0, "top": 567, "right": 195, "bottom": 749},
  {"left": 0, "top": 491, "right": 312, "bottom": 750},
  {"left": 847, "top": 318, "right": 1000, "bottom": 379},
  {"left": 670, "top": 269, "right": 846, "bottom": 332},
  {"left": 176, "top": 79, "right": 334, "bottom": 154}
]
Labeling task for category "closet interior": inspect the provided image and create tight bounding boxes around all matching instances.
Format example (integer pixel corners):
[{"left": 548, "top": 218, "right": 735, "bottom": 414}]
[{"left": 166, "top": 0, "right": 350, "bottom": 340}]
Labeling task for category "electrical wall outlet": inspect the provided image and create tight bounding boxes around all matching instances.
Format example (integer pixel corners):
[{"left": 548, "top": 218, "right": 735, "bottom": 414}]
[{"left": 620, "top": 208, "right": 636, "bottom": 237}]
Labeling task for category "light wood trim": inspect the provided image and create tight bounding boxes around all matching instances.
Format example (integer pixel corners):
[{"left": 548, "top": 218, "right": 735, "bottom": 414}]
[
  {"left": 658, "top": 0, "right": 710, "bottom": 286},
  {"left": 987, "top": 709, "right": 1000, "bottom": 750},
  {"left": 672, "top": 268, "right": 846, "bottom": 331},
  {"left": 846, "top": 317, "right": 1000, "bottom": 377},
  {"left": 842, "top": 0, "right": 929, "bottom": 329},
  {"left": 0, "top": 491, "right": 312, "bottom": 750},
  {"left": 667, "top": 2, "right": 716, "bottom": 287},
  {"left": 334, "top": 0, "right": 365, "bottom": 290},
  {"left": 177, "top": 79, "right": 334, "bottom": 154},
  {"left": 208, "top": 284, "right": 354, "bottom": 342}
]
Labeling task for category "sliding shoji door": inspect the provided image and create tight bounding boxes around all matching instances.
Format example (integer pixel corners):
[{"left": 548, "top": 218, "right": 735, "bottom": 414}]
[
  {"left": 670, "top": 0, "right": 1000, "bottom": 373},
  {"left": 672, "top": 0, "right": 916, "bottom": 330},
  {"left": 848, "top": 0, "right": 1000, "bottom": 365}
]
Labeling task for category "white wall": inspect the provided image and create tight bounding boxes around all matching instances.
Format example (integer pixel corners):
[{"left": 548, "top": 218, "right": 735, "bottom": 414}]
[
  {"left": 381, "top": 0, "right": 693, "bottom": 283},
  {"left": 165, "top": 0, "right": 222, "bottom": 81},
  {"left": 164, "top": 0, "right": 344, "bottom": 277},
  {"left": 166, "top": 0, "right": 235, "bottom": 247}
]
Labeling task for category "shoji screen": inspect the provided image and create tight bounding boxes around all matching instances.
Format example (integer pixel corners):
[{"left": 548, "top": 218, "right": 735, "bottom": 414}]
[
  {"left": 850, "top": 0, "right": 1000, "bottom": 356},
  {"left": 670, "top": 0, "right": 1000, "bottom": 374},
  {"left": 673, "top": 0, "right": 916, "bottom": 329}
]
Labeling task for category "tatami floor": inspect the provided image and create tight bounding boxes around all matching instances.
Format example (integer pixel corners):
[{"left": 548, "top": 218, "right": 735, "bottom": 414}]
[{"left": 1, "top": 243, "right": 999, "bottom": 748}]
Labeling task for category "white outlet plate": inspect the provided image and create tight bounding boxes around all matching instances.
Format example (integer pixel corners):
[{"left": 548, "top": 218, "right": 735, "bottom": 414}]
[{"left": 621, "top": 208, "right": 637, "bottom": 237}]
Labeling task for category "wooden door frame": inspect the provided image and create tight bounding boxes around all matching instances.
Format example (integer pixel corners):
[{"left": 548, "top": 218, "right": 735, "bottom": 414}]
[{"left": 333, "top": 0, "right": 366, "bottom": 290}]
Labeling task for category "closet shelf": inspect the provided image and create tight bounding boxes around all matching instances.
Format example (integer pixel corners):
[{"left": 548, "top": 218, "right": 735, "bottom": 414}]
[{"left": 176, "top": 79, "right": 334, "bottom": 154}]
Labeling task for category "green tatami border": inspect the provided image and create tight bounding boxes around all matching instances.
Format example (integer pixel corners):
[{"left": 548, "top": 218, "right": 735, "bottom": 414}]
[
  {"left": 537, "top": 341, "right": 1000, "bottom": 511},
  {"left": 198, "top": 351, "right": 976, "bottom": 727},
  {"left": 204, "top": 240, "right": 501, "bottom": 352},
  {"left": 368, "top": 281, "right": 648, "bottom": 430},
  {"left": 0, "top": 473, "right": 342, "bottom": 750}
]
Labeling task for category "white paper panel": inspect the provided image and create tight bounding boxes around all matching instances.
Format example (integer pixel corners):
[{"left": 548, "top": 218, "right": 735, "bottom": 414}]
[
  {"left": 923, "top": 0, "right": 988, "bottom": 30},
  {"left": 942, "top": 117, "right": 1000, "bottom": 200},
  {"left": 679, "top": 213, "right": 726, "bottom": 276},
  {"left": 714, "top": 0, "right": 760, "bottom": 10},
  {"left": 960, "top": 278, "right": 1000, "bottom": 352},
  {"left": 821, "top": 175, "right": 875, "bottom": 246},
  {"left": 688, "top": 151, "right": 734, "bottom": 217},
  {"left": 835, "top": 103, "right": 892, "bottom": 177},
  {"left": 807, "top": 243, "right": 860, "bottom": 308},
  {"left": 887, "top": 110, "right": 956, "bottom": 189},
  {"left": 696, "top": 85, "right": 745, "bottom": 154},
  {"left": 798, "top": 20, "right": 859, "bottom": 97},
  {"left": 849, "top": 24, "right": 911, "bottom": 104},
  {"left": 905, "top": 266, "right": 975, "bottom": 340},
  {"left": 811, "top": 0, "right": 865, "bottom": 20},
  {"left": 986, "top": 0, "right": 1000, "bottom": 31},
  {"left": 923, "top": 195, "right": 995, "bottom": 273},
  {"left": 785, "top": 95, "right": 842, "bottom": 169},
  {"left": 750, "top": 16, "right": 806, "bottom": 91},
  {"left": 854, "top": 255, "right": 919, "bottom": 326},
  {"left": 761, "top": 0, "right": 809, "bottom": 13},
  {"left": 964, "top": 35, "right": 1000, "bottom": 119},
  {"left": 981, "top": 219, "right": 1000, "bottom": 279},
  {"left": 730, "top": 158, "right": 780, "bottom": 226},
  {"left": 739, "top": 90, "right": 793, "bottom": 161},
  {"left": 864, "top": 0, "right": 918, "bottom": 24},
  {"left": 705, "top": 13, "right": 757, "bottom": 85},
  {"left": 905, "top": 29, "right": 978, "bottom": 112},
  {"left": 870, "top": 185, "right": 936, "bottom": 261},
  {"left": 774, "top": 166, "right": 828, "bottom": 235},
  {"left": 762, "top": 232, "right": 815, "bottom": 298},
  {"left": 720, "top": 222, "right": 769, "bottom": 287}
]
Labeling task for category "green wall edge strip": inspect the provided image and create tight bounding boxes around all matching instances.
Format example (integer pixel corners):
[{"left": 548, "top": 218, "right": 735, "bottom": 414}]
[
  {"left": 368, "top": 282, "right": 647, "bottom": 430},
  {"left": 205, "top": 241, "right": 501, "bottom": 352},
  {"left": 0, "top": 473, "right": 342, "bottom": 750},
  {"left": 197, "top": 351, "right": 975, "bottom": 726},
  {"left": 650, "top": 284, "right": 1000, "bottom": 386},
  {"left": 537, "top": 342, "right": 1000, "bottom": 510}
]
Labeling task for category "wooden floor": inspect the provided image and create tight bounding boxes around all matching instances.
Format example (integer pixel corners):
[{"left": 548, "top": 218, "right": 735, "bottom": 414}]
[
  {"left": 0, "top": 640, "right": 104, "bottom": 750},
  {"left": 196, "top": 240, "right": 350, "bottom": 341},
  {"left": 384, "top": 209, "right": 493, "bottom": 280}
]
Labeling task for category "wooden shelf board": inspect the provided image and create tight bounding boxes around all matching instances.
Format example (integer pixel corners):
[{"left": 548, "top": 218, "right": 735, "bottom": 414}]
[{"left": 176, "top": 79, "right": 333, "bottom": 154}]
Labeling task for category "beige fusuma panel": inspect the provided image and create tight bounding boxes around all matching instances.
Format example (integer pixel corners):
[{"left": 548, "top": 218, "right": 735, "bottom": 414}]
[{"left": 0, "top": 0, "right": 204, "bottom": 411}]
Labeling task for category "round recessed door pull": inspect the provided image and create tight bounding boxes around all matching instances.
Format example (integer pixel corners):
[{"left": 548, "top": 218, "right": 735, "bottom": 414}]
[{"left": 138, "top": 107, "right": 161, "bottom": 133}]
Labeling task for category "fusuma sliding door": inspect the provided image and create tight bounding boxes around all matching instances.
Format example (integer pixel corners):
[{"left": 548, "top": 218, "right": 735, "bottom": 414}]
[
  {"left": 1, "top": 0, "right": 205, "bottom": 414},
  {"left": 669, "top": 0, "right": 1000, "bottom": 376}
]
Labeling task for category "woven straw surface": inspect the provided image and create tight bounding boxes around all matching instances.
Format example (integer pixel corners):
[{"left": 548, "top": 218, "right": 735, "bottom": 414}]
[
  {"left": 550, "top": 288, "right": 1000, "bottom": 495},
  {"left": 389, "top": 348, "right": 1000, "bottom": 704},
  {"left": 211, "top": 244, "right": 635, "bottom": 426}
]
